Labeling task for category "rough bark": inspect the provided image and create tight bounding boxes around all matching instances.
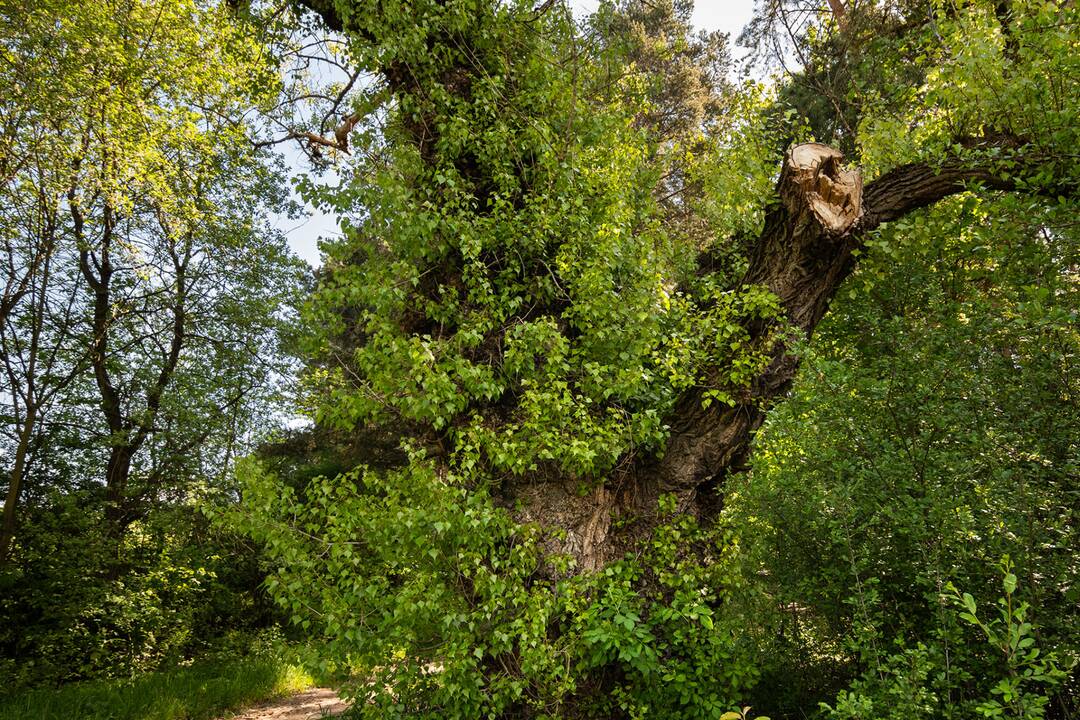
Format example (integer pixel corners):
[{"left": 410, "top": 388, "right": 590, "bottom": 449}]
[{"left": 514, "top": 143, "right": 1050, "bottom": 570}]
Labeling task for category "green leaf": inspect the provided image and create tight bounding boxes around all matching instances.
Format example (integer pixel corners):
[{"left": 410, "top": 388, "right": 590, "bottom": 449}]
[{"left": 1003, "top": 573, "right": 1017, "bottom": 595}]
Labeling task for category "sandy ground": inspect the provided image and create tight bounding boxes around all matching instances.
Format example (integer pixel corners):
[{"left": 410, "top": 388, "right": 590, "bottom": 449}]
[{"left": 226, "top": 688, "right": 349, "bottom": 719}]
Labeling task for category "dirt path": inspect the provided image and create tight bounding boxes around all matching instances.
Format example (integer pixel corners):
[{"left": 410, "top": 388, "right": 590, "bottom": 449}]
[{"left": 226, "top": 688, "right": 349, "bottom": 719}]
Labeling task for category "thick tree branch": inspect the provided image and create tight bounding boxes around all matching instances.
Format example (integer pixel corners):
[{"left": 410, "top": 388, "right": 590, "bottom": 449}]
[
  {"left": 292, "top": 110, "right": 363, "bottom": 153},
  {"left": 649, "top": 142, "right": 1072, "bottom": 510}
]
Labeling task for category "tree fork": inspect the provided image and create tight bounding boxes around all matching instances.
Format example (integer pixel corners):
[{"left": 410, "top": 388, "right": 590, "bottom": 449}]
[
  {"left": 512, "top": 142, "right": 1059, "bottom": 571},
  {"left": 291, "top": 0, "right": 1071, "bottom": 571}
]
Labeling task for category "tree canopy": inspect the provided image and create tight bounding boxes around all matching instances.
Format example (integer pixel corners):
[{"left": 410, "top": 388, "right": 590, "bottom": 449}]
[
  {"left": 1, "top": 0, "right": 1077, "bottom": 718},
  {"left": 0, "top": 0, "right": 304, "bottom": 684},
  {"left": 234, "top": 0, "right": 1080, "bottom": 717}
]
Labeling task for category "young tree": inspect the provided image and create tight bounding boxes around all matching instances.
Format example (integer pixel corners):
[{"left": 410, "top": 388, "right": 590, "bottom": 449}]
[
  {"left": 0, "top": 0, "right": 305, "bottom": 550},
  {"left": 0, "top": 1, "right": 99, "bottom": 562},
  {"left": 239, "top": 0, "right": 1079, "bottom": 715},
  {"left": 0, "top": 203, "right": 86, "bottom": 564}
]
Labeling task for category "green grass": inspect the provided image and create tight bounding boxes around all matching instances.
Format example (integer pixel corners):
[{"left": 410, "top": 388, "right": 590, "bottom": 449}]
[{"left": 0, "top": 656, "right": 316, "bottom": 720}]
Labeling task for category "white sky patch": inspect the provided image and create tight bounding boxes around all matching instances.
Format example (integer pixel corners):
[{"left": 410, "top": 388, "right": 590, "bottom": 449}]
[{"left": 271, "top": 145, "right": 341, "bottom": 268}]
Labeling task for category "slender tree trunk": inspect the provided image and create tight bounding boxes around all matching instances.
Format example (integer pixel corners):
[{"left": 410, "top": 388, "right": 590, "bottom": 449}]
[
  {"left": 0, "top": 403, "right": 37, "bottom": 566},
  {"left": 1, "top": 199, "right": 70, "bottom": 567},
  {"left": 104, "top": 444, "right": 134, "bottom": 530},
  {"left": 1, "top": 223, "right": 54, "bottom": 566},
  {"left": 79, "top": 214, "right": 189, "bottom": 539}
]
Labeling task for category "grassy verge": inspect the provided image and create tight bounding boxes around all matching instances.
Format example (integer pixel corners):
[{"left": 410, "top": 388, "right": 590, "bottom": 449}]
[{"left": 0, "top": 655, "right": 316, "bottom": 720}]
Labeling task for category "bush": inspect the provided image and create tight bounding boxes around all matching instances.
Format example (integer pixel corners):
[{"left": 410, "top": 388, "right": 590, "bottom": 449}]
[
  {"left": 820, "top": 563, "right": 1070, "bottom": 720},
  {"left": 722, "top": 197, "right": 1080, "bottom": 718},
  {"left": 0, "top": 496, "right": 278, "bottom": 688},
  {"left": 235, "top": 457, "right": 762, "bottom": 719}
]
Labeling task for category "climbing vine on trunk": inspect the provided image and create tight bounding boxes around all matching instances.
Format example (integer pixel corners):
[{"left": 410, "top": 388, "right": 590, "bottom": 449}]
[{"left": 238, "top": 0, "right": 1080, "bottom": 716}]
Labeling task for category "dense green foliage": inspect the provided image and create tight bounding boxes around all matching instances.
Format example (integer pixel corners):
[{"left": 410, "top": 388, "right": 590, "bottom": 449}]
[
  {"left": 0, "top": 502, "right": 277, "bottom": 685},
  {"left": 292, "top": 0, "right": 767, "bottom": 471},
  {"left": 723, "top": 4, "right": 1080, "bottom": 714},
  {"left": 239, "top": 459, "right": 769, "bottom": 717},
  {"left": 237, "top": 0, "right": 1080, "bottom": 717},
  {"left": 0, "top": 0, "right": 304, "bottom": 689},
  {"left": 2, "top": 0, "right": 1078, "bottom": 718},
  {"left": 728, "top": 191, "right": 1079, "bottom": 717},
  {"left": 236, "top": 0, "right": 787, "bottom": 716}
]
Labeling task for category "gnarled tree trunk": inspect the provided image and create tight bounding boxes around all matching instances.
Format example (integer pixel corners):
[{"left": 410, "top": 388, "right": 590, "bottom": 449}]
[{"left": 508, "top": 142, "right": 1032, "bottom": 571}]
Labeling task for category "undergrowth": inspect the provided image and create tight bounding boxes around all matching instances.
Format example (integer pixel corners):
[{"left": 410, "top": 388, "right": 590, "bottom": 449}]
[{"left": 0, "top": 655, "right": 315, "bottom": 720}]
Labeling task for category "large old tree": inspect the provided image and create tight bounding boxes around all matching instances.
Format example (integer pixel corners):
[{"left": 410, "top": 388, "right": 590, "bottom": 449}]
[{"left": 241, "top": 0, "right": 1079, "bottom": 715}]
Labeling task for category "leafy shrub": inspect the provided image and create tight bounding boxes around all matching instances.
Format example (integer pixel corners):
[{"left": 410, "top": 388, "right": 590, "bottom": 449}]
[
  {"left": 821, "top": 562, "right": 1070, "bottom": 720},
  {"left": 724, "top": 196, "right": 1080, "bottom": 717},
  {"left": 235, "top": 456, "right": 762, "bottom": 719},
  {"left": 0, "top": 497, "right": 277, "bottom": 688}
]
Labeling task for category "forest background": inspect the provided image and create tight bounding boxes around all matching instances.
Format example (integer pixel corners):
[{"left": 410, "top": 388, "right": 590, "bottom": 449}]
[{"left": 0, "top": 1, "right": 1077, "bottom": 719}]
